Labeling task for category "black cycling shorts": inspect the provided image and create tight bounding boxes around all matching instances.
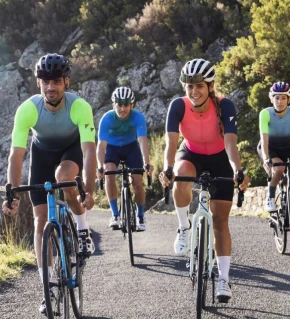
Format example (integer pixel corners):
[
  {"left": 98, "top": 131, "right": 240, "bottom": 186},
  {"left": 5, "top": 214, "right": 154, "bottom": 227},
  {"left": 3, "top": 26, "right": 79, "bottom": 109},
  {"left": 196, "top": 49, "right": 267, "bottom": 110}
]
[
  {"left": 257, "top": 140, "right": 290, "bottom": 162},
  {"left": 175, "top": 142, "right": 234, "bottom": 201},
  {"left": 29, "top": 139, "right": 83, "bottom": 207},
  {"left": 105, "top": 140, "right": 143, "bottom": 173}
]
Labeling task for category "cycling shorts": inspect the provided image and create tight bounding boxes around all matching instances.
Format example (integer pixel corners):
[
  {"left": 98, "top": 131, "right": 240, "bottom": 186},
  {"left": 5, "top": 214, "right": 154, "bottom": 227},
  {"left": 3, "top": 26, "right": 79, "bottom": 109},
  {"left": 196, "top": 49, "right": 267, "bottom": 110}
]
[
  {"left": 105, "top": 140, "right": 143, "bottom": 174},
  {"left": 175, "top": 141, "right": 234, "bottom": 201},
  {"left": 257, "top": 140, "right": 290, "bottom": 162},
  {"left": 29, "top": 139, "right": 83, "bottom": 206}
]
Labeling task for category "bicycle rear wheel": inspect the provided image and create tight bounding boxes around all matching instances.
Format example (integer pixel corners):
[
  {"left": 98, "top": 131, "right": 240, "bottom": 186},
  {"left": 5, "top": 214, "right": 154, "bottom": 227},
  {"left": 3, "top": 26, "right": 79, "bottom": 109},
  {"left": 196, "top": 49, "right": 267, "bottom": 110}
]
[
  {"left": 273, "top": 192, "right": 287, "bottom": 254},
  {"left": 65, "top": 212, "right": 84, "bottom": 319},
  {"left": 42, "top": 222, "right": 70, "bottom": 319},
  {"left": 123, "top": 187, "right": 134, "bottom": 266},
  {"left": 196, "top": 217, "right": 205, "bottom": 319}
]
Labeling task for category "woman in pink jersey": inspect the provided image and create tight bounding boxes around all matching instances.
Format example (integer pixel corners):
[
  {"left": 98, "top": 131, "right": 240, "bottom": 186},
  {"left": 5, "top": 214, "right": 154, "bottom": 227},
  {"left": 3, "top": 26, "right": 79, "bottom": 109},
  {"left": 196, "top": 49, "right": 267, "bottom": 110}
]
[{"left": 159, "top": 58, "right": 250, "bottom": 302}]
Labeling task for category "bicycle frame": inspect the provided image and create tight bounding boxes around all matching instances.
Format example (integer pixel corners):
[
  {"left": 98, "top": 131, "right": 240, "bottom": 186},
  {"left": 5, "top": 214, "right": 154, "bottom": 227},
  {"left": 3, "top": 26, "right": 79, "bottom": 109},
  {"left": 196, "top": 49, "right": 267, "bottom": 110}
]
[{"left": 189, "top": 187, "right": 215, "bottom": 281}]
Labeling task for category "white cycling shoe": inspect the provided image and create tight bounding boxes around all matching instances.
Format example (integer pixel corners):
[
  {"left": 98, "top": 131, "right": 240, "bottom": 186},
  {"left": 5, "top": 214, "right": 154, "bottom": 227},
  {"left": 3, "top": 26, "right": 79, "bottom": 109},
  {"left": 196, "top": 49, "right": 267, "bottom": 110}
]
[
  {"left": 174, "top": 221, "right": 191, "bottom": 256},
  {"left": 217, "top": 279, "right": 232, "bottom": 303}
]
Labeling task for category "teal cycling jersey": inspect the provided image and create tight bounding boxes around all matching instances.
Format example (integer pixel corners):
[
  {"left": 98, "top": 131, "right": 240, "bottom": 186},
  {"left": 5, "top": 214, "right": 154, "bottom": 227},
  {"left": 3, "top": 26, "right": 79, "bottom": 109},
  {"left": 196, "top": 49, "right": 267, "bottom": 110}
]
[
  {"left": 98, "top": 109, "right": 147, "bottom": 146},
  {"left": 259, "top": 106, "right": 290, "bottom": 149},
  {"left": 12, "top": 92, "right": 96, "bottom": 151}
]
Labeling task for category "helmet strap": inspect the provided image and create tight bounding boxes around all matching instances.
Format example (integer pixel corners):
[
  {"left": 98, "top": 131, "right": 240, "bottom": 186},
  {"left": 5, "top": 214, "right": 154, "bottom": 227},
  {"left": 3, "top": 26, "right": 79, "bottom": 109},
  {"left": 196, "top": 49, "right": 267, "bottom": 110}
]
[
  {"left": 274, "top": 106, "right": 287, "bottom": 114},
  {"left": 45, "top": 96, "right": 63, "bottom": 108},
  {"left": 190, "top": 95, "right": 209, "bottom": 108}
]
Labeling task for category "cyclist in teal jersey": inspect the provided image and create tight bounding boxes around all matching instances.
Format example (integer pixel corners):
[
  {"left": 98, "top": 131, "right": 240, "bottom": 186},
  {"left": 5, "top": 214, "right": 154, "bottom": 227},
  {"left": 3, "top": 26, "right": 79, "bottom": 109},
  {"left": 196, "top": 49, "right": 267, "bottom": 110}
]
[
  {"left": 159, "top": 58, "right": 250, "bottom": 301},
  {"left": 97, "top": 87, "right": 153, "bottom": 231},
  {"left": 2, "top": 53, "right": 96, "bottom": 314},
  {"left": 258, "top": 81, "right": 290, "bottom": 211}
]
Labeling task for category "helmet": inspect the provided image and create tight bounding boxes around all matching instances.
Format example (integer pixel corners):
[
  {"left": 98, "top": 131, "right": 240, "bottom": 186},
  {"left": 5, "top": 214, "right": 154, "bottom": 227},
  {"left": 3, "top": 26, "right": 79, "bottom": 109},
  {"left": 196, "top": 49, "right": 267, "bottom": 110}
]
[
  {"left": 35, "top": 53, "right": 71, "bottom": 79},
  {"left": 111, "top": 87, "right": 135, "bottom": 105},
  {"left": 269, "top": 81, "right": 290, "bottom": 98},
  {"left": 180, "top": 58, "right": 216, "bottom": 84}
]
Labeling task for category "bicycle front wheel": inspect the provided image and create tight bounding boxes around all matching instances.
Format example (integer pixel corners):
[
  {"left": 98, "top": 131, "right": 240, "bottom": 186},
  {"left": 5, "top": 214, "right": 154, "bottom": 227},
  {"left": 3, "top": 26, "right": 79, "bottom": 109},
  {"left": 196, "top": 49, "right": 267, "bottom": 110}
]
[
  {"left": 273, "top": 192, "right": 287, "bottom": 254},
  {"left": 196, "top": 217, "right": 205, "bottom": 319},
  {"left": 65, "top": 212, "right": 84, "bottom": 319},
  {"left": 123, "top": 187, "right": 134, "bottom": 266},
  {"left": 42, "top": 222, "right": 70, "bottom": 319}
]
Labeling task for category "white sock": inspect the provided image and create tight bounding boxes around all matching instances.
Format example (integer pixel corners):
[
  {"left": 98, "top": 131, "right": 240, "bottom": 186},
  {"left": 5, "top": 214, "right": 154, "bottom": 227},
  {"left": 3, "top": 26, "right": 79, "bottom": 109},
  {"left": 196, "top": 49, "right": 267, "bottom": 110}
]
[
  {"left": 176, "top": 206, "right": 190, "bottom": 229},
  {"left": 73, "top": 210, "right": 89, "bottom": 230},
  {"left": 216, "top": 256, "right": 231, "bottom": 281},
  {"left": 39, "top": 266, "right": 52, "bottom": 283}
]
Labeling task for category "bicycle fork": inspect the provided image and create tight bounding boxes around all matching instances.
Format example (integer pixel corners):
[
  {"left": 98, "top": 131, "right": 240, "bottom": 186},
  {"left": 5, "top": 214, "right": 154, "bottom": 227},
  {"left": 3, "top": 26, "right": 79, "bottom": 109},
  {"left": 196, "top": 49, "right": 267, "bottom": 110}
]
[{"left": 189, "top": 190, "right": 216, "bottom": 303}]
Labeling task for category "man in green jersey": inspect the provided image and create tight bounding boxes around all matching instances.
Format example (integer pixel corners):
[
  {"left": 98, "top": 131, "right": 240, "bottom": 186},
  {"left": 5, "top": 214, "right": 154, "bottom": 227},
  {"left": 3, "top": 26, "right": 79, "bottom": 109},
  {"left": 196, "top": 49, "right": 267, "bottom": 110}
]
[{"left": 2, "top": 53, "right": 96, "bottom": 314}]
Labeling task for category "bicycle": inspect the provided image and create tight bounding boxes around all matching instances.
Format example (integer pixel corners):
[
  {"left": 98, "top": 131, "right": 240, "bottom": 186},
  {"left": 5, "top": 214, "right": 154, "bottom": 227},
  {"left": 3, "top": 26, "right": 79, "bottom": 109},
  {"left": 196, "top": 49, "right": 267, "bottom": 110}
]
[
  {"left": 268, "top": 160, "right": 290, "bottom": 254},
  {"left": 100, "top": 160, "right": 151, "bottom": 266},
  {"left": 5, "top": 176, "right": 87, "bottom": 319},
  {"left": 165, "top": 171, "right": 244, "bottom": 319}
]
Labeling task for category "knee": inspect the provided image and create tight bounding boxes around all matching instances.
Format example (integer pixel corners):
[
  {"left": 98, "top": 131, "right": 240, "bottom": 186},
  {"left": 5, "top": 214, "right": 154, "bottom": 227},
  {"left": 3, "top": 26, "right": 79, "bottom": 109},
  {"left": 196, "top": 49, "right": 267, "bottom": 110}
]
[{"left": 34, "top": 217, "right": 47, "bottom": 235}]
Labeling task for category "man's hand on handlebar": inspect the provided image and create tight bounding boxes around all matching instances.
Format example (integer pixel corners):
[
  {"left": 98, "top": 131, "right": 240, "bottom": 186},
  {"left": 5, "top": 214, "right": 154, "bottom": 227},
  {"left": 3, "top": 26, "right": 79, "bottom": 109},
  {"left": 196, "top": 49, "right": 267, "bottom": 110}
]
[{"left": 2, "top": 197, "right": 20, "bottom": 216}]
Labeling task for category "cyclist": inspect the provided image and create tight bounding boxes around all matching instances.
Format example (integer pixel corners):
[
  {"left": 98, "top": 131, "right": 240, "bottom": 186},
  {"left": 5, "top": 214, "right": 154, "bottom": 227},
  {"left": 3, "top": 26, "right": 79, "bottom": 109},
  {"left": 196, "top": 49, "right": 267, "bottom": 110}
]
[
  {"left": 257, "top": 81, "right": 290, "bottom": 211},
  {"left": 159, "top": 58, "right": 250, "bottom": 301},
  {"left": 96, "top": 86, "right": 153, "bottom": 231},
  {"left": 2, "top": 53, "right": 96, "bottom": 314}
]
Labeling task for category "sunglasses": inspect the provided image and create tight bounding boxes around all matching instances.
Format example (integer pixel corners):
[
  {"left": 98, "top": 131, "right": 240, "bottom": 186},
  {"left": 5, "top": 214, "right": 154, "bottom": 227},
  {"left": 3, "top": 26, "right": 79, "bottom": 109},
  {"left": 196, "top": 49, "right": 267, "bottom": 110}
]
[
  {"left": 36, "top": 69, "right": 64, "bottom": 80},
  {"left": 180, "top": 73, "right": 204, "bottom": 84},
  {"left": 114, "top": 97, "right": 131, "bottom": 105}
]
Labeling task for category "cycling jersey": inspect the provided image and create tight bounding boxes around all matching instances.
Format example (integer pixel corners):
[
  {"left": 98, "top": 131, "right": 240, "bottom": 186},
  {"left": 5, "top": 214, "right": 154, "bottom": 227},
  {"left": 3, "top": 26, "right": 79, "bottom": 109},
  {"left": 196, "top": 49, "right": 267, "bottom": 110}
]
[
  {"left": 259, "top": 107, "right": 290, "bottom": 149},
  {"left": 166, "top": 97, "right": 237, "bottom": 155},
  {"left": 98, "top": 109, "right": 147, "bottom": 146},
  {"left": 12, "top": 92, "right": 95, "bottom": 151}
]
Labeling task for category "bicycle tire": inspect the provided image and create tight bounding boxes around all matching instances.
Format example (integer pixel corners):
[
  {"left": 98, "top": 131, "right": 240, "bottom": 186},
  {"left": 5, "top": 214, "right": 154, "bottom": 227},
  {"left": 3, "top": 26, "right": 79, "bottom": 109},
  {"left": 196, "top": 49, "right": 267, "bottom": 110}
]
[
  {"left": 273, "top": 191, "right": 287, "bottom": 254},
  {"left": 196, "top": 217, "right": 205, "bottom": 319},
  {"left": 66, "top": 211, "right": 84, "bottom": 318},
  {"left": 42, "top": 222, "right": 70, "bottom": 319},
  {"left": 124, "top": 187, "right": 134, "bottom": 266},
  {"left": 202, "top": 223, "right": 209, "bottom": 309}
]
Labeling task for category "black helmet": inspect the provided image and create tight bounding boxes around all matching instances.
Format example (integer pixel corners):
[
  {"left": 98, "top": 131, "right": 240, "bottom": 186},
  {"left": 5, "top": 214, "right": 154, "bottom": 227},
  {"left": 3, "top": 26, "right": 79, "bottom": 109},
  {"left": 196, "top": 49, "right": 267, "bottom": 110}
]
[{"left": 35, "top": 53, "right": 71, "bottom": 79}]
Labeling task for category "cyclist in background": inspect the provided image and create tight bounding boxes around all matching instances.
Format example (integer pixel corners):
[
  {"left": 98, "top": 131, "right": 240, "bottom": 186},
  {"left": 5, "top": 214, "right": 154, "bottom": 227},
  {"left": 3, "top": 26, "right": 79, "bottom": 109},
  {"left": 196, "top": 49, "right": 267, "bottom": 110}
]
[
  {"left": 257, "top": 81, "right": 290, "bottom": 211},
  {"left": 159, "top": 58, "right": 250, "bottom": 301},
  {"left": 97, "top": 86, "right": 153, "bottom": 231},
  {"left": 2, "top": 53, "right": 96, "bottom": 314}
]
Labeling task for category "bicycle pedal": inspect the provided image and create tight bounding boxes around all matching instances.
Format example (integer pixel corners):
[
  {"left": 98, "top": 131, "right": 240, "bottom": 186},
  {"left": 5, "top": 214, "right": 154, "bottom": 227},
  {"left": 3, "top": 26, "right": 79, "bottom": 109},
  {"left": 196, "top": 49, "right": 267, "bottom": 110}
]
[{"left": 111, "top": 225, "right": 121, "bottom": 231}]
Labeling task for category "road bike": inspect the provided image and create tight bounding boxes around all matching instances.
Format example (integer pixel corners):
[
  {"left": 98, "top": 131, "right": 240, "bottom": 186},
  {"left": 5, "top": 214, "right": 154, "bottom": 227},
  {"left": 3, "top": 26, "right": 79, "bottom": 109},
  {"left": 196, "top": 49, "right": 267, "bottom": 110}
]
[
  {"left": 165, "top": 171, "right": 244, "bottom": 319},
  {"left": 268, "top": 160, "right": 290, "bottom": 254},
  {"left": 5, "top": 176, "right": 87, "bottom": 319},
  {"left": 100, "top": 160, "right": 151, "bottom": 266}
]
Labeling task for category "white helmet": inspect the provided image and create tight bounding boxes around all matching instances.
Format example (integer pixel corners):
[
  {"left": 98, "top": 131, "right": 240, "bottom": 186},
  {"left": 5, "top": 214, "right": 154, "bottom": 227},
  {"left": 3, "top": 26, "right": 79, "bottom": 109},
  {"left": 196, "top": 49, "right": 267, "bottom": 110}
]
[
  {"left": 269, "top": 81, "right": 290, "bottom": 99},
  {"left": 180, "top": 58, "right": 216, "bottom": 84},
  {"left": 111, "top": 87, "right": 135, "bottom": 104}
]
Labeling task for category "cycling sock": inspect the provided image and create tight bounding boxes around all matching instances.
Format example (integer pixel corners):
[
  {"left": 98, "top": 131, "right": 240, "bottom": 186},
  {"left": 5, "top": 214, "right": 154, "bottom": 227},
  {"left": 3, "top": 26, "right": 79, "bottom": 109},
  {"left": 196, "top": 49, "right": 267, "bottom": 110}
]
[
  {"left": 216, "top": 256, "right": 230, "bottom": 281},
  {"left": 109, "top": 199, "right": 119, "bottom": 217},
  {"left": 136, "top": 204, "right": 144, "bottom": 217},
  {"left": 39, "top": 266, "right": 52, "bottom": 283},
  {"left": 73, "top": 210, "right": 89, "bottom": 230},
  {"left": 269, "top": 186, "right": 276, "bottom": 198},
  {"left": 176, "top": 206, "right": 190, "bottom": 229}
]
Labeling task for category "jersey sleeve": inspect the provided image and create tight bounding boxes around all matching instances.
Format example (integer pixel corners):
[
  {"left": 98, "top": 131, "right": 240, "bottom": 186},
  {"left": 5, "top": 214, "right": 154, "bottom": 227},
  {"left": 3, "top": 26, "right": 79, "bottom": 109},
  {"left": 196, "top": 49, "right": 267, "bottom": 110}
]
[
  {"left": 12, "top": 100, "right": 38, "bottom": 148},
  {"left": 134, "top": 111, "right": 147, "bottom": 137},
  {"left": 71, "top": 98, "right": 96, "bottom": 143},
  {"left": 220, "top": 98, "right": 237, "bottom": 134},
  {"left": 98, "top": 112, "right": 112, "bottom": 142},
  {"left": 259, "top": 109, "right": 270, "bottom": 134},
  {"left": 165, "top": 98, "right": 185, "bottom": 133}
]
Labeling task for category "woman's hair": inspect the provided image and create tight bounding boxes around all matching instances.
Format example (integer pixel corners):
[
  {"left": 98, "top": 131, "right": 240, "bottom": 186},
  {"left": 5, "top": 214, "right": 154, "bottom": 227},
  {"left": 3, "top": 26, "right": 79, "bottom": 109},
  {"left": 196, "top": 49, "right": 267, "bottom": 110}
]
[{"left": 209, "top": 90, "right": 223, "bottom": 138}]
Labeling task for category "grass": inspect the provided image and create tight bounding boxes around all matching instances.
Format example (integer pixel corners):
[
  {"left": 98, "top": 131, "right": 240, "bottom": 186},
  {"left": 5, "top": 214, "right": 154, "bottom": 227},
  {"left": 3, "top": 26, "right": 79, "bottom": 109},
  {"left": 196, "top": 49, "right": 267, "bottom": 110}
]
[{"left": 0, "top": 221, "right": 35, "bottom": 284}]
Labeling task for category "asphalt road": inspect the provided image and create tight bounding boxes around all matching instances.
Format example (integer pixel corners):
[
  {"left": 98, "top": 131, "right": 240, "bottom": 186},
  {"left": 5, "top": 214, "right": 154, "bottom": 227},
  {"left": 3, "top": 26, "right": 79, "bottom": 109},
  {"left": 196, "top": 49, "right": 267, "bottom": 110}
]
[{"left": 1, "top": 210, "right": 290, "bottom": 319}]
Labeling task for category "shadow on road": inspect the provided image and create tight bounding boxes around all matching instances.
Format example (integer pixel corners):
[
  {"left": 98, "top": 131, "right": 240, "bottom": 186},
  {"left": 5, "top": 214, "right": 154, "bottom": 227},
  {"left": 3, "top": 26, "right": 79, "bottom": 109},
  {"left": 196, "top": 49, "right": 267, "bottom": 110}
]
[
  {"left": 231, "top": 262, "right": 290, "bottom": 293},
  {"left": 133, "top": 253, "right": 188, "bottom": 277},
  {"left": 90, "top": 229, "right": 103, "bottom": 256},
  {"left": 82, "top": 316, "right": 111, "bottom": 319}
]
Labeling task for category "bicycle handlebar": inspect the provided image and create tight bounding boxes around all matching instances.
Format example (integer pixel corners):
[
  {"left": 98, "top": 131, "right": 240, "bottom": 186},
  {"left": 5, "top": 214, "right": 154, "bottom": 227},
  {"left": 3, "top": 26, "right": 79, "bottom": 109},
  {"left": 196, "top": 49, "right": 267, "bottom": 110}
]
[
  {"left": 164, "top": 174, "right": 244, "bottom": 208},
  {"left": 99, "top": 168, "right": 151, "bottom": 190},
  {"left": 5, "top": 176, "right": 86, "bottom": 209}
]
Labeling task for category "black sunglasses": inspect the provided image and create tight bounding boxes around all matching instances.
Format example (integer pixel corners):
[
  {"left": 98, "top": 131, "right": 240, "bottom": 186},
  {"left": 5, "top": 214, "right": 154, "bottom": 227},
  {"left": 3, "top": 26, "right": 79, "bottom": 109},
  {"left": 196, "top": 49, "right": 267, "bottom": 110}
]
[
  {"left": 114, "top": 97, "right": 131, "bottom": 105},
  {"left": 36, "top": 69, "right": 64, "bottom": 80}
]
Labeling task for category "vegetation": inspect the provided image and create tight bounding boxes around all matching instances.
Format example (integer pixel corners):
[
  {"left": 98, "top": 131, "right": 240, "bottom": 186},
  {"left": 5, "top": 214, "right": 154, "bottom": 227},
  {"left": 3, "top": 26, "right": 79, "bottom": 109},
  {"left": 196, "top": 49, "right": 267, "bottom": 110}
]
[{"left": 0, "top": 221, "right": 35, "bottom": 284}]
